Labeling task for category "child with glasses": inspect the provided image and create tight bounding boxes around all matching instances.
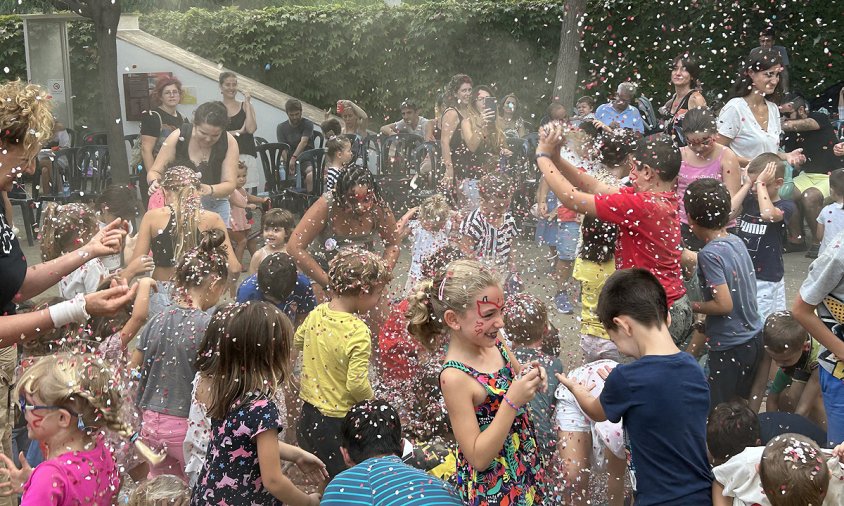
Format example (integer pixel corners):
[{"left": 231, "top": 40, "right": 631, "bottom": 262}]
[
  {"left": 677, "top": 107, "right": 742, "bottom": 251},
  {"left": 1, "top": 354, "right": 162, "bottom": 505}
]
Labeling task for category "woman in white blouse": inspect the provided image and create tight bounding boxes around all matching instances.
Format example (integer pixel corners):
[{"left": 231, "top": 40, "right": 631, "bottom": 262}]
[{"left": 716, "top": 48, "right": 805, "bottom": 167}]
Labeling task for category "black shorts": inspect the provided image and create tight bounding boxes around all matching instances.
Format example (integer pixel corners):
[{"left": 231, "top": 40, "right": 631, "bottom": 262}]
[
  {"left": 297, "top": 401, "right": 347, "bottom": 478},
  {"left": 708, "top": 332, "right": 764, "bottom": 408}
]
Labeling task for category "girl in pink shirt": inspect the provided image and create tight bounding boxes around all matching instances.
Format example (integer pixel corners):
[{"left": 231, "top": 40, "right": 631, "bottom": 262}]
[{"left": 0, "top": 354, "right": 161, "bottom": 505}]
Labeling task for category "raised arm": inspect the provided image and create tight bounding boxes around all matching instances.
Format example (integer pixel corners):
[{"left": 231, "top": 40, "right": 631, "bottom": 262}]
[
  {"left": 754, "top": 163, "right": 785, "bottom": 222},
  {"left": 242, "top": 93, "right": 257, "bottom": 134},
  {"left": 440, "top": 109, "right": 460, "bottom": 186},
  {"left": 287, "top": 198, "right": 331, "bottom": 288}
]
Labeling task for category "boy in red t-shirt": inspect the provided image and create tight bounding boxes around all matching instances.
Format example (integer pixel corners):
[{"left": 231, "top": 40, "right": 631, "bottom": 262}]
[{"left": 536, "top": 123, "right": 693, "bottom": 346}]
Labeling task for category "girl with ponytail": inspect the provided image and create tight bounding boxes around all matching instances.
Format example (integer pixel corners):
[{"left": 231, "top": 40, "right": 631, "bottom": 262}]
[
  {"left": 0, "top": 353, "right": 163, "bottom": 504},
  {"left": 131, "top": 165, "right": 239, "bottom": 312},
  {"left": 406, "top": 259, "right": 547, "bottom": 505},
  {"left": 129, "top": 230, "right": 229, "bottom": 480}
]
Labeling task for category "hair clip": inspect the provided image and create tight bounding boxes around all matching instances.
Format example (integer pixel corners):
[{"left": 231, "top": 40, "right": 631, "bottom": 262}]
[{"left": 438, "top": 270, "right": 453, "bottom": 301}]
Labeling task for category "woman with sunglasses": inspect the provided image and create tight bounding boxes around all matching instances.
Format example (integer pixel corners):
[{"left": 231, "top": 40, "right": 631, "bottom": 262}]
[
  {"left": 677, "top": 107, "right": 741, "bottom": 250},
  {"left": 288, "top": 166, "right": 399, "bottom": 291}
]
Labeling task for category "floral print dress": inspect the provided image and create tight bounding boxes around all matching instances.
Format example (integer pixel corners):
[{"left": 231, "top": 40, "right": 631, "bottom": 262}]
[
  {"left": 441, "top": 341, "right": 544, "bottom": 505},
  {"left": 190, "top": 392, "right": 283, "bottom": 506}
]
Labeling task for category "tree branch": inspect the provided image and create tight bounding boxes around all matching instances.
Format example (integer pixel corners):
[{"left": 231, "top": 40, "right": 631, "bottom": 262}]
[{"left": 50, "top": 0, "right": 92, "bottom": 19}]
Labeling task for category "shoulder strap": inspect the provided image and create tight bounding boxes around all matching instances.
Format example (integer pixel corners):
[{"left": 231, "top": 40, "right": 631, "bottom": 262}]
[{"left": 441, "top": 360, "right": 475, "bottom": 377}]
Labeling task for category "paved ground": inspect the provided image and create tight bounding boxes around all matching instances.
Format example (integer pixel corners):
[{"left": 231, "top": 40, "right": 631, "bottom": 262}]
[{"left": 13, "top": 211, "right": 815, "bottom": 372}]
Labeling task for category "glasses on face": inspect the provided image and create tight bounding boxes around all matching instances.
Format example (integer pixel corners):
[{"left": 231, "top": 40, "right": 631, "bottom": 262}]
[
  {"left": 163, "top": 90, "right": 181, "bottom": 96},
  {"left": 686, "top": 136, "right": 714, "bottom": 147},
  {"left": 19, "top": 396, "right": 62, "bottom": 414}
]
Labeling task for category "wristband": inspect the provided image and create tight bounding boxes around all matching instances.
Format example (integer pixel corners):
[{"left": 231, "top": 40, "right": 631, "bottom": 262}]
[
  {"left": 209, "top": 184, "right": 215, "bottom": 197},
  {"left": 48, "top": 293, "right": 91, "bottom": 327},
  {"left": 502, "top": 394, "right": 521, "bottom": 411},
  {"left": 535, "top": 152, "right": 553, "bottom": 161}
]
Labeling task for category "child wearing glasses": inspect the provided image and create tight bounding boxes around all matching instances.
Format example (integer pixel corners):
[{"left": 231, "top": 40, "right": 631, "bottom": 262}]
[
  {"left": 2, "top": 354, "right": 161, "bottom": 505},
  {"left": 676, "top": 107, "right": 742, "bottom": 251}
]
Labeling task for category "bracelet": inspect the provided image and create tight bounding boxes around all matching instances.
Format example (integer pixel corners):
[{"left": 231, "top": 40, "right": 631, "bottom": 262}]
[
  {"left": 48, "top": 293, "right": 91, "bottom": 327},
  {"left": 502, "top": 394, "right": 520, "bottom": 411},
  {"left": 209, "top": 184, "right": 215, "bottom": 197},
  {"left": 535, "top": 152, "right": 553, "bottom": 161}
]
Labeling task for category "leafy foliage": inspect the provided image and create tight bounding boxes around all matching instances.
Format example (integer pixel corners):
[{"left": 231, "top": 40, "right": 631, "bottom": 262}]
[{"left": 1, "top": 1, "right": 841, "bottom": 129}]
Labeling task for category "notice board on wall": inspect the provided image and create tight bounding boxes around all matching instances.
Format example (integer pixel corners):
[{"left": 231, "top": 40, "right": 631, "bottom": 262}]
[{"left": 123, "top": 72, "right": 174, "bottom": 121}]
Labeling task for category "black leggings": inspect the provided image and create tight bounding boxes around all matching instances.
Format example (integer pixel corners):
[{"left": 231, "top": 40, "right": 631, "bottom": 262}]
[{"left": 297, "top": 402, "right": 347, "bottom": 478}]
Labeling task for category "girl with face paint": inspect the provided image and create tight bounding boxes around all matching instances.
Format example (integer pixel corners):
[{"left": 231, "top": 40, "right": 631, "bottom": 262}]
[{"left": 406, "top": 259, "right": 547, "bottom": 505}]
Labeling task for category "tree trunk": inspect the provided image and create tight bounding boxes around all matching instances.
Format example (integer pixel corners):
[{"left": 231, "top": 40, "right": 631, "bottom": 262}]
[
  {"left": 91, "top": 1, "right": 128, "bottom": 184},
  {"left": 553, "top": 0, "right": 586, "bottom": 110}
]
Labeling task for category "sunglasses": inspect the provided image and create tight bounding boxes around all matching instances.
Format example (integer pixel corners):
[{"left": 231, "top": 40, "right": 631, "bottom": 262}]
[{"left": 20, "top": 396, "right": 86, "bottom": 430}]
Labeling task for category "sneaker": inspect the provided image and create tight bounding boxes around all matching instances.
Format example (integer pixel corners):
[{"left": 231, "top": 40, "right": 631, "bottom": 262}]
[
  {"left": 806, "top": 244, "right": 820, "bottom": 259},
  {"left": 784, "top": 240, "right": 807, "bottom": 253},
  {"left": 555, "top": 292, "right": 574, "bottom": 314}
]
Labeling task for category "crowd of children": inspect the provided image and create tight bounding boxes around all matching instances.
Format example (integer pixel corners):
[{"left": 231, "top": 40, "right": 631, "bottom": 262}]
[{"left": 7, "top": 77, "right": 844, "bottom": 506}]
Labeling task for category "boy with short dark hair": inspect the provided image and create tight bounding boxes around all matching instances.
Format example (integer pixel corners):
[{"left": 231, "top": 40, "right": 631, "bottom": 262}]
[
  {"left": 321, "top": 399, "right": 462, "bottom": 505},
  {"left": 734, "top": 153, "right": 795, "bottom": 321},
  {"left": 685, "top": 177, "right": 767, "bottom": 410},
  {"left": 248, "top": 208, "right": 295, "bottom": 274},
  {"left": 763, "top": 310, "right": 825, "bottom": 425},
  {"left": 236, "top": 252, "right": 316, "bottom": 326},
  {"left": 536, "top": 126, "right": 693, "bottom": 346},
  {"left": 707, "top": 400, "right": 762, "bottom": 467},
  {"left": 557, "top": 268, "right": 712, "bottom": 505}
]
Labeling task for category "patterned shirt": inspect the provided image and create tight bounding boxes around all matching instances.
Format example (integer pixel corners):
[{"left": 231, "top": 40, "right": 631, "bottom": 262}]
[{"left": 459, "top": 208, "right": 517, "bottom": 268}]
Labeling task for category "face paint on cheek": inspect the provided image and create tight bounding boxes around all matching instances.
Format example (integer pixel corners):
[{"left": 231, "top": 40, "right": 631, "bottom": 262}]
[{"left": 474, "top": 320, "right": 484, "bottom": 336}]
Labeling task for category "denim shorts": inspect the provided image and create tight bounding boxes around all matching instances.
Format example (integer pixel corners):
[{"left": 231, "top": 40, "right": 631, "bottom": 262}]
[
  {"left": 555, "top": 221, "right": 580, "bottom": 261},
  {"left": 201, "top": 195, "right": 231, "bottom": 227}
]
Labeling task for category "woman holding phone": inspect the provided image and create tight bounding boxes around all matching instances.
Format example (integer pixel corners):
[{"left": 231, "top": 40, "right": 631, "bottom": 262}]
[{"left": 459, "top": 85, "right": 509, "bottom": 210}]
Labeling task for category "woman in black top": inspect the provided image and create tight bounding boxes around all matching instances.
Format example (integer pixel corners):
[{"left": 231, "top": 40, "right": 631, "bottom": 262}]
[
  {"left": 147, "top": 101, "right": 239, "bottom": 226},
  {"left": 439, "top": 74, "right": 473, "bottom": 190},
  {"left": 659, "top": 54, "right": 707, "bottom": 145},
  {"left": 220, "top": 72, "right": 259, "bottom": 191},
  {"left": 141, "top": 76, "right": 186, "bottom": 207},
  {"left": 0, "top": 81, "right": 134, "bottom": 346}
]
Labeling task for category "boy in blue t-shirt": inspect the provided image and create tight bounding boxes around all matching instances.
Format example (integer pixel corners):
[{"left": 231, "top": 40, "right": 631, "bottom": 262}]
[
  {"left": 556, "top": 268, "right": 712, "bottom": 505},
  {"left": 236, "top": 252, "right": 316, "bottom": 326},
  {"left": 686, "top": 177, "right": 768, "bottom": 410},
  {"left": 735, "top": 153, "right": 796, "bottom": 321}
]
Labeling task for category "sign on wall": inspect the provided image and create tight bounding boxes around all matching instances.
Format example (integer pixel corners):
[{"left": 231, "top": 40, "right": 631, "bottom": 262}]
[{"left": 122, "top": 72, "right": 174, "bottom": 121}]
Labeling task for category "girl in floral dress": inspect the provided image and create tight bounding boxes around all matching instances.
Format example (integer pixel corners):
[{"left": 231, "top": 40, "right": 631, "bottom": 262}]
[{"left": 406, "top": 259, "right": 547, "bottom": 505}]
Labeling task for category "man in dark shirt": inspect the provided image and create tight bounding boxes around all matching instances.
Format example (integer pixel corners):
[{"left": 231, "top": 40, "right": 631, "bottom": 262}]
[
  {"left": 781, "top": 95, "right": 844, "bottom": 256},
  {"left": 276, "top": 99, "right": 316, "bottom": 191}
]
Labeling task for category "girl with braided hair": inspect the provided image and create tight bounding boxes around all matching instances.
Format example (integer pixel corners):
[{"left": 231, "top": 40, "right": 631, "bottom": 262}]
[
  {"left": 131, "top": 164, "right": 239, "bottom": 313},
  {"left": 130, "top": 230, "right": 229, "bottom": 480},
  {"left": 0, "top": 353, "right": 163, "bottom": 504}
]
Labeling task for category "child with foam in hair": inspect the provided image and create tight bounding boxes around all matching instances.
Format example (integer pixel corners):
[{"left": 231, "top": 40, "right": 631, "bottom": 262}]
[
  {"left": 0, "top": 354, "right": 162, "bottom": 504},
  {"left": 294, "top": 247, "right": 391, "bottom": 478},
  {"left": 396, "top": 194, "right": 456, "bottom": 295},
  {"left": 130, "top": 230, "right": 230, "bottom": 480},
  {"left": 189, "top": 302, "right": 325, "bottom": 505},
  {"left": 406, "top": 259, "right": 547, "bottom": 504},
  {"left": 40, "top": 202, "right": 109, "bottom": 299}
]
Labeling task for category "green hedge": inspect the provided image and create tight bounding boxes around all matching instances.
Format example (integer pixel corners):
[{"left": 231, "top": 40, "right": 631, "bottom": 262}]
[
  {"left": 1, "top": 1, "right": 841, "bottom": 131},
  {"left": 139, "top": 1, "right": 843, "bottom": 124}
]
